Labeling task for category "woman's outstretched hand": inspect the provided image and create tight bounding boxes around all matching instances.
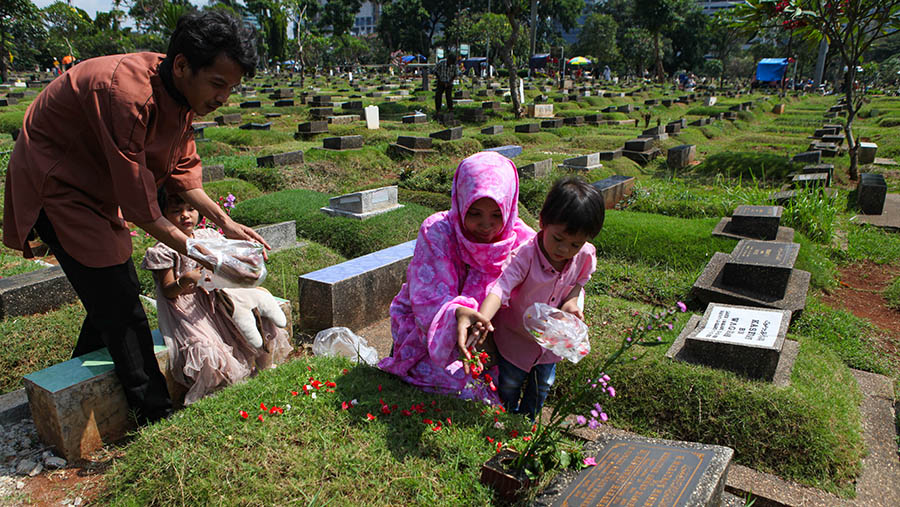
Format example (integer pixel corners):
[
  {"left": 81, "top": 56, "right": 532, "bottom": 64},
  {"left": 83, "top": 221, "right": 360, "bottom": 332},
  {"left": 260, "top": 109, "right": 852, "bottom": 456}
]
[{"left": 455, "top": 306, "right": 493, "bottom": 374}]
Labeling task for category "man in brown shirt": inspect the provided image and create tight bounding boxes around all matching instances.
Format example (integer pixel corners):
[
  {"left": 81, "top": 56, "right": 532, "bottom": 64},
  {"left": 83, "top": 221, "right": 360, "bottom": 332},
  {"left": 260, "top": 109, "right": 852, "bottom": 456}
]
[{"left": 3, "top": 11, "right": 267, "bottom": 424}]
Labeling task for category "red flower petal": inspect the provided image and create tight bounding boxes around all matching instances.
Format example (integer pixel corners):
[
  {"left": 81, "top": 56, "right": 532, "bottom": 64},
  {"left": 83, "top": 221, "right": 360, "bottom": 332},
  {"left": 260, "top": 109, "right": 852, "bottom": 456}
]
[
  {"left": 423, "top": 418, "right": 433, "bottom": 425},
  {"left": 342, "top": 401, "right": 350, "bottom": 410},
  {"left": 341, "top": 368, "right": 349, "bottom": 374},
  {"left": 260, "top": 402, "right": 267, "bottom": 412},
  {"left": 291, "top": 391, "right": 299, "bottom": 396},
  {"left": 377, "top": 384, "right": 382, "bottom": 392},
  {"left": 446, "top": 417, "right": 452, "bottom": 426},
  {"left": 366, "top": 413, "right": 376, "bottom": 421},
  {"left": 326, "top": 381, "right": 336, "bottom": 388},
  {"left": 239, "top": 410, "right": 249, "bottom": 419},
  {"left": 523, "top": 436, "right": 532, "bottom": 441},
  {"left": 391, "top": 404, "right": 398, "bottom": 410},
  {"left": 509, "top": 430, "right": 519, "bottom": 438},
  {"left": 257, "top": 414, "right": 264, "bottom": 422},
  {"left": 432, "top": 425, "right": 441, "bottom": 431},
  {"left": 496, "top": 441, "right": 502, "bottom": 453},
  {"left": 401, "top": 409, "right": 412, "bottom": 416},
  {"left": 381, "top": 405, "right": 391, "bottom": 415},
  {"left": 307, "top": 366, "right": 313, "bottom": 371}
]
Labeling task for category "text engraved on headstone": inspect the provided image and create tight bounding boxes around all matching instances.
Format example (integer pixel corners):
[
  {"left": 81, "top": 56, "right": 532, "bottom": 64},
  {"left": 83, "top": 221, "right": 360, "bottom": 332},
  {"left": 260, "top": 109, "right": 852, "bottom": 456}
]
[
  {"left": 731, "top": 242, "right": 792, "bottom": 268},
  {"left": 693, "top": 305, "right": 782, "bottom": 347},
  {"left": 554, "top": 441, "right": 715, "bottom": 507},
  {"left": 734, "top": 205, "right": 777, "bottom": 217}
]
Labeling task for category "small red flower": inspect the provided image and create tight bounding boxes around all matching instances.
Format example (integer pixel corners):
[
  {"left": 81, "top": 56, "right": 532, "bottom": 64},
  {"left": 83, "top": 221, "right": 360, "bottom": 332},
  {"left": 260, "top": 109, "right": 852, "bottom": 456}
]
[
  {"left": 291, "top": 391, "right": 299, "bottom": 396},
  {"left": 432, "top": 425, "right": 441, "bottom": 431},
  {"left": 509, "top": 430, "right": 519, "bottom": 438},
  {"left": 260, "top": 402, "right": 267, "bottom": 412},
  {"left": 523, "top": 436, "right": 532, "bottom": 441},
  {"left": 341, "top": 368, "right": 349, "bottom": 374},
  {"left": 377, "top": 384, "right": 382, "bottom": 392},
  {"left": 484, "top": 373, "right": 493, "bottom": 383},
  {"left": 311, "top": 380, "right": 323, "bottom": 390},
  {"left": 401, "top": 409, "right": 412, "bottom": 416},
  {"left": 489, "top": 382, "right": 497, "bottom": 392},
  {"left": 257, "top": 414, "right": 264, "bottom": 422},
  {"left": 381, "top": 405, "right": 391, "bottom": 415},
  {"left": 239, "top": 410, "right": 249, "bottom": 419},
  {"left": 325, "top": 381, "right": 336, "bottom": 388},
  {"left": 342, "top": 401, "right": 350, "bottom": 410},
  {"left": 392, "top": 404, "right": 398, "bottom": 410},
  {"left": 431, "top": 400, "right": 437, "bottom": 406},
  {"left": 366, "top": 413, "right": 376, "bottom": 421},
  {"left": 486, "top": 436, "right": 495, "bottom": 443},
  {"left": 446, "top": 417, "right": 452, "bottom": 426},
  {"left": 307, "top": 366, "right": 313, "bottom": 371},
  {"left": 531, "top": 424, "right": 537, "bottom": 433},
  {"left": 423, "top": 418, "right": 433, "bottom": 425},
  {"left": 496, "top": 441, "right": 503, "bottom": 453}
]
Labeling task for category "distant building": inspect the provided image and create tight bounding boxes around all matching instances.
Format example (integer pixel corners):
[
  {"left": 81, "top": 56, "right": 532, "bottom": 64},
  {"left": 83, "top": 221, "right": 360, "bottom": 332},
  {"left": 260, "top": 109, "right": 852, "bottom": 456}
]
[
  {"left": 350, "top": 2, "right": 381, "bottom": 36},
  {"left": 695, "top": 0, "right": 740, "bottom": 16}
]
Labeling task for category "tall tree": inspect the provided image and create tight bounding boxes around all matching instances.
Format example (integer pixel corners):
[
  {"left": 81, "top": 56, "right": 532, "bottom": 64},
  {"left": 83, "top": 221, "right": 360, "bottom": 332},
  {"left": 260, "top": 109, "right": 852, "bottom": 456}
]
[
  {"left": 620, "top": 27, "right": 654, "bottom": 78},
  {"left": 708, "top": 10, "right": 750, "bottom": 87},
  {"left": 1, "top": 0, "right": 41, "bottom": 82},
  {"left": 574, "top": 12, "right": 619, "bottom": 70},
  {"left": 320, "top": 0, "right": 363, "bottom": 36},
  {"left": 377, "top": 0, "right": 464, "bottom": 58},
  {"left": 632, "top": 0, "right": 684, "bottom": 81},
  {"left": 734, "top": 0, "right": 900, "bottom": 180}
]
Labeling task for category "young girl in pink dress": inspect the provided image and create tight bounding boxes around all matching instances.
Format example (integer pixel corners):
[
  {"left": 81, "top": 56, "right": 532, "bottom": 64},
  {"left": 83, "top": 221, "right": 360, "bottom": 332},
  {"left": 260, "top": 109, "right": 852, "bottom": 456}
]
[
  {"left": 141, "top": 192, "right": 292, "bottom": 405},
  {"left": 378, "top": 151, "right": 535, "bottom": 402}
]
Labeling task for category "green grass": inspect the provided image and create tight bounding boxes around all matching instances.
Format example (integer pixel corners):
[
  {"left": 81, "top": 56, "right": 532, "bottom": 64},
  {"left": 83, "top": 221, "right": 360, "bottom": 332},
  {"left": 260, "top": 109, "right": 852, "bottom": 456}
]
[
  {"left": 885, "top": 277, "right": 900, "bottom": 310},
  {"left": 97, "top": 357, "right": 541, "bottom": 504},
  {"left": 840, "top": 224, "right": 900, "bottom": 265},
  {"left": 693, "top": 152, "right": 799, "bottom": 181},
  {"left": 231, "top": 189, "right": 434, "bottom": 259},
  {"left": 0, "top": 249, "right": 44, "bottom": 277},
  {"left": 203, "top": 178, "right": 263, "bottom": 203}
]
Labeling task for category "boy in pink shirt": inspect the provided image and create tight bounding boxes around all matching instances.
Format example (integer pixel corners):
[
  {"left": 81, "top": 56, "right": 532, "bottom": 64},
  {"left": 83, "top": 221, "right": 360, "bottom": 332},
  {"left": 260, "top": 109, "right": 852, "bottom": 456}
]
[{"left": 457, "top": 177, "right": 604, "bottom": 418}]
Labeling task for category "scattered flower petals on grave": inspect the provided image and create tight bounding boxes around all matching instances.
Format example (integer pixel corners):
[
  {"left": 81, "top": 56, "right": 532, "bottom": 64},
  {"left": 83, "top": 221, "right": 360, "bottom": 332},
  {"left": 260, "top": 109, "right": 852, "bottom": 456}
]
[
  {"left": 257, "top": 415, "right": 264, "bottom": 422},
  {"left": 366, "top": 413, "right": 376, "bottom": 421},
  {"left": 260, "top": 402, "right": 267, "bottom": 412},
  {"left": 239, "top": 410, "right": 249, "bottom": 419}
]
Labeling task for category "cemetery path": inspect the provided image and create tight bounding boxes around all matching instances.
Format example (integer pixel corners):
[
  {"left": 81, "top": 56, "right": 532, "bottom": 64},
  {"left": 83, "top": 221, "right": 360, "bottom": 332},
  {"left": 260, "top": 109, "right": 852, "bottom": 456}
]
[{"left": 821, "top": 261, "right": 900, "bottom": 365}]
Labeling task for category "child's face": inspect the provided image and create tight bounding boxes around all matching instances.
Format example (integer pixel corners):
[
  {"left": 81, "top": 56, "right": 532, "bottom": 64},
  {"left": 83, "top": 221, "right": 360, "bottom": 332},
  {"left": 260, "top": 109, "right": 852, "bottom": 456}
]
[
  {"left": 165, "top": 201, "right": 199, "bottom": 235},
  {"left": 464, "top": 197, "right": 503, "bottom": 243},
  {"left": 540, "top": 223, "right": 590, "bottom": 264}
]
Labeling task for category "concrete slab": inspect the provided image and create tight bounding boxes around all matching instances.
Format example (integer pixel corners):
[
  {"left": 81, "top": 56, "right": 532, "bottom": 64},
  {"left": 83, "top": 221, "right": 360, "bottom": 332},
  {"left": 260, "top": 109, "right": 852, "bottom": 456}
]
[
  {"left": 711, "top": 217, "right": 796, "bottom": 243},
  {"left": 852, "top": 193, "right": 900, "bottom": 232}
]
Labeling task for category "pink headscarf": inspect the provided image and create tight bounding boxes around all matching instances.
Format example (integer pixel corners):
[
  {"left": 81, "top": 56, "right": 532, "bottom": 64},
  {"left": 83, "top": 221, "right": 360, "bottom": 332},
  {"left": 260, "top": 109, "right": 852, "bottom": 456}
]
[{"left": 447, "top": 151, "right": 522, "bottom": 279}]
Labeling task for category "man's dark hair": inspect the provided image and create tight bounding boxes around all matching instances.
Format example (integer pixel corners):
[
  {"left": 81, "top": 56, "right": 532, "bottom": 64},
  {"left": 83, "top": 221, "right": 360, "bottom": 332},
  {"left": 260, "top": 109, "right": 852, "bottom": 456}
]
[
  {"left": 539, "top": 177, "right": 605, "bottom": 238},
  {"left": 447, "top": 52, "right": 457, "bottom": 64},
  {"left": 166, "top": 10, "right": 258, "bottom": 77}
]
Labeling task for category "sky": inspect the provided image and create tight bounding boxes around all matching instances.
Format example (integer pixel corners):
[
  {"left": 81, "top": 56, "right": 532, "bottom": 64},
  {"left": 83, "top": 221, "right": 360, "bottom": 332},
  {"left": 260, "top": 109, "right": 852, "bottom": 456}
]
[{"left": 31, "top": 0, "right": 206, "bottom": 19}]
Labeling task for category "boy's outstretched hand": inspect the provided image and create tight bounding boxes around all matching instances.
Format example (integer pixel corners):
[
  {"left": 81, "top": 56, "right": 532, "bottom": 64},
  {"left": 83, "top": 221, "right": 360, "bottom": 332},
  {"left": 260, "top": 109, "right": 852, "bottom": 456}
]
[{"left": 455, "top": 306, "right": 494, "bottom": 374}]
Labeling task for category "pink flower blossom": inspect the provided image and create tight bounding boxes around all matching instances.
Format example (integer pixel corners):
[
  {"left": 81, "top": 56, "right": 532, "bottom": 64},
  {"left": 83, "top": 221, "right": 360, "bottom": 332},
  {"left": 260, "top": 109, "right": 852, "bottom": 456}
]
[
  {"left": 676, "top": 301, "right": 687, "bottom": 312},
  {"left": 576, "top": 415, "right": 586, "bottom": 425},
  {"left": 583, "top": 457, "right": 598, "bottom": 466}
]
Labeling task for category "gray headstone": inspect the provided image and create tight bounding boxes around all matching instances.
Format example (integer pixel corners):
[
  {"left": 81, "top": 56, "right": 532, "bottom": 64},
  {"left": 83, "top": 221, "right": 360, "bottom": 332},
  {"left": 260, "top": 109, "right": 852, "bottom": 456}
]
[
  {"left": 721, "top": 240, "right": 799, "bottom": 298},
  {"left": 215, "top": 113, "right": 242, "bottom": 125},
  {"left": 321, "top": 185, "right": 403, "bottom": 219},
  {"left": 257, "top": 150, "right": 304, "bottom": 167},
  {"left": 252, "top": 220, "right": 297, "bottom": 251},
  {"left": 202, "top": 164, "right": 225, "bottom": 183},
  {"left": 518, "top": 159, "right": 553, "bottom": 179},
  {"left": 792, "top": 151, "right": 822, "bottom": 164},
  {"left": 730, "top": 205, "right": 782, "bottom": 240},
  {"left": 859, "top": 142, "right": 878, "bottom": 164},
  {"left": 274, "top": 99, "right": 294, "bottom": 107},
  {"left": 297, "top": 120, "right": 328, "bottom": 133},
  {"left": 514, "top": 123, "right": 541, "bottom": 133},
  {"left": 858, "top": 173, "right": 887, "bottom": 215},
  {"left": 540, "top": 118, "right": 563, "bottom": 129},
  {"left": 667, "top": 145, "right": 696, "bottom": 168},
  {"left": 625, "top": 138, "right": 654, "bottom": 152},
  {"left": 397, "top": 136, "right": 433, "bottom": 150},
  {"left": 402, "top": 113, "right": 428, "bottom": 124},
  {"left": 239, "top": 122, "right": 271, "bottom": 130},
  {"left": 0, "top": 266, "right": 78, "bottom": 319},
  {"left": 323, "top": 135, "right": 364, "bottom": 150},
  {"left": 429, "top": 127, "right": 462, "bottom": 141},
  {"left": 481, "top": 125, "right": 503, "bottom": 135}
]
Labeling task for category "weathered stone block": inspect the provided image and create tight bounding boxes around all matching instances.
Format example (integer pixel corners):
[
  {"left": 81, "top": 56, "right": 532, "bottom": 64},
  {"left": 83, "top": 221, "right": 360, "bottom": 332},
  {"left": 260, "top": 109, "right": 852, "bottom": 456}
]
[
  {"left": 323, "top": 135, "right": 364, "bottom": 150},
  {"left": 514, "top": 123, "right": 541, "bottom": 133},
  {"left": 214, "top": 113, "right": 242, "bottom": 125},
  {"left": 484, "top": 145, "right": 523, "bottom": 159},
  {"left": 859, "top": 142, "right": 878, "bottom": 164},
  {"left": 429, "top": 127, "right": 462, "bottom": 141},
  {"left": 397, "top": 136, "right": 433, "bottom": 150},
  {"left": 563, "top": 116, "right": 585, "bottom": 126},
  {"left": 402, "top": 113, "right": 427, "bottom": 124},
  {"left": 239, "top": 122, "right": 271, "bottom": 130},
  {"left": 253, "top": 221, "right": 297, "bottom": 251},
  {"left": 625, "top": 138, "right": 654, "bottom": 152},
  {"left": 202, "top": 164, "right": 225, "bottom": 183},
  {"left": 257, "top": 150, "right": 304, "bottom": 167},
  {"left": 481, "top": 125, "right": 503, "bottom": 135},
  {"left": 540, "top": 118, "right": 563, "bottom": 129},
  {"left": 0, "top": 266, "right": 78, "bottom": 319},
  {"left": 667, "top": 144, "right": 696, "bottom": 168},
  {"left": 560, "top": 153, "right": 602, "bottom": 170},
  {"left": 239, "top": 101, "right": 261, "bottom": 108},
  {"left": 527, "top": 104, "right": 554, "bottom": 118},
  {"left": 518, "top": 159, "right": 553, "bottom": 179},
  {"left": 274, "top": 99, "right": 294, "bottom": 107},
  {"left": 858, "top": 173, "right": 887, "bottom": 215},
  {"left": 297, "top": 120, "right": 328, "bottom": 134},
  {"left": 298, "top": 241, "right": 415, "bottom": 332},
  {"left": 791, "top": 151, "right": 821, "bottom": 164},
  {"left": 592, "top": 175, "right": 635, "bottom": 209}
]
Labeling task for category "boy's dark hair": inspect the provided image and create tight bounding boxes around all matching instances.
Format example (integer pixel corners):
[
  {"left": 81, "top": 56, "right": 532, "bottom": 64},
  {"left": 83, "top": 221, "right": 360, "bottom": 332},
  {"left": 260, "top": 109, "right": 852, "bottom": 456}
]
[
  {"left": 166, "top": 10, "right": 258, "bottom": 77},
  {"left": 539, "top": 177, "right": 605, "bottom": 238}
]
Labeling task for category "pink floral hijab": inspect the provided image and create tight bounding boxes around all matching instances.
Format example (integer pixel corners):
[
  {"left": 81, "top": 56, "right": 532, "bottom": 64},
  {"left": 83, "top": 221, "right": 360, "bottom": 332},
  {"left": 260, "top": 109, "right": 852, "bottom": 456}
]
[{"left": 448, "top": 151, "right": 525, "bottom": 278}]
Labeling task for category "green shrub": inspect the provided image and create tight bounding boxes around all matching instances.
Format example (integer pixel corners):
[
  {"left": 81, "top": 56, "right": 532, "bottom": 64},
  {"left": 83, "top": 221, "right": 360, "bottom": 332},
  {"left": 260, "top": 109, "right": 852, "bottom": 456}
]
[
  {"left": 226, "top": 166, "right": 285, "bottom": 192},
  {"left": 0, "top": 111, "right": 25, "bottom": 134},
  {"left": 204, "top": 127, "right": 293, "bottom": 146},
  {"left": 694, "top": 152, "right": 798, "bottom": 181},
  {"left": 399, "top": 164, "right": 454, "bottom": 194},
  {"left": 398, "top": 188, "right": 449, "bottom": 211},
  {"left": 884, "top": 277, "right": 900, "bottom": 310},
  {"left": 877, "top": 116, "right": 900, "bottom": 128},
  {"left": 203, "top": 178, "right": 262, "bottom": 203},
  {"left": 231, "top": 190, "right": 433, "bottom": 258}
]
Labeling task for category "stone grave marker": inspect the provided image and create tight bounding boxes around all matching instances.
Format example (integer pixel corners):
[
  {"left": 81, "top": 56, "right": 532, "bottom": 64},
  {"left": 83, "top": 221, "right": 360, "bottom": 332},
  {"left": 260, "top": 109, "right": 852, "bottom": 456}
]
[
  {"left": 202, "top": 164, "right": 225, "bottom": 183},
  {"left": 541, "top": 118, "right": 563, "bottom": 129},
  {"left": 533, "top": 435, "right": 733, "bottom": 507},
  {"left": 712, "top": 205, "right": 793, "bottom": 242},
  {"left": 514, "top": 123, "right": 541, "bottom": 133},
  {"left": 320, "top": 186, "right": 403, "bottom": 220},
  {"left": 239, "top": 122, "right": 271, "bottom": 130},
  {"left": 859, "top": 142, "right": 878, "bottom": 164},
  {"left": 297, "top": 120, "right": 328, "bottom": 135},
  {"left": 808, "top": 141, "right": 838, "bottom": 157},
  {"left": 389, "top": 136, "right": 435, "bottom": 157},
  {"left": 692, "top": 239, "right": 810, "bottom": 318},
  {"left": 559, "top": 153, "right": 602, "bottom": 171},
  {"left": 215, "top": 113, "right": 242, "bottom": 125},
  {"left": 644, "top": 98, "right": 659, "bottom": 105},
  {"left": 666, "top": 304, "right": 796, "bottom": 384},
  {"left": 482, "top": 101, "right": 501, "bottom": 112},
  {"left": 481, "top": 125, "right": 503, "bottom": 135},
  {"left": 0, "top": 266, "right": 78, "bottom": 319},
  {"left": 364, "top": 105, "right": 379, "bottom": 129},
  {"left": 518, "top": 159, "right": 553, "bottom": 179},
  {"left": 591, "top": 175, "right": 635, "bottom": 209},
  {"left": 429, "top": 127, "right": 462, "bottom": 141},
  {"left": 563, "top": 116, "right": 585, "bottom": 126},
  {"left": 265, "top": 113, "right": 282, "bottom": 119},
  {"left": 239, "top": 100, "right": 261, "bottom": 108},
  {"left": 484, "top": 145, "right": 523, "bottom": 159},
  {"left": 624, "top": 138, "right": 654, "bottom": 152},
  {"left": 274, "top": 99, "right": 294, "bottom": 107},
  {"left": 791, "top": 172, "right": 829, "bottom": 189},
  {"left": 527, "top": 104, "right": 554, "bottom": 118},
  {"left": 323, "top": 135, "right": 364, "bottom": 150},
  {"left": 858, "top": 173, "right": 887, "bottom": 215},
  {"left": 327, "top": 114, "right": 359, "bottom": 125},
  {"left": 257, "top": 150, "right": 304, "bottom": 167},
  {"left": 704, "top": 96, "right": 717, "bottom": 107},
  {"left": 801, "top": 164, "right": 834, "bottom": 186},
  {"left": 402, "top": 113, "right": 427, "bottom": 124},
  {"left": 791, "top": 151, "right": 821, "bottom": 164},
  {"left": 343, "top": 100, "right": 364, "bottom": 110},
  {"left": 616, "top": 104, "right": 634, "bottom": 113},
  {"left": 667, "top": 145, "right": 695, "bottom": 168},
  {"left": 309, "top": 107, "right": 335, "bottom": 119}
]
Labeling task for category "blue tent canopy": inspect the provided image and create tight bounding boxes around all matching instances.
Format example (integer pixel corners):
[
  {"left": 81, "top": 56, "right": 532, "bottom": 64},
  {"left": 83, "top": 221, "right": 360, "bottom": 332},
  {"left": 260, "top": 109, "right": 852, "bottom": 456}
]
[
  {"left": 401, "top": 55, "right": 426, "bottom": 63},
  {"left": 530, "top": 53, "right": 550, "bottom": 69},
  {"left": 756, "top": 58, "right": 790, "bottom": 82}
]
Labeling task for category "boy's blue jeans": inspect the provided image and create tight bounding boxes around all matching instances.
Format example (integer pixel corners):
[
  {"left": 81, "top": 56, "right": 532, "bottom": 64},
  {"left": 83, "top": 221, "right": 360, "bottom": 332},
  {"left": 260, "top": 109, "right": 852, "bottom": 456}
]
[{"left": 497, "top": 354, "right": 556, "bottom": 420}]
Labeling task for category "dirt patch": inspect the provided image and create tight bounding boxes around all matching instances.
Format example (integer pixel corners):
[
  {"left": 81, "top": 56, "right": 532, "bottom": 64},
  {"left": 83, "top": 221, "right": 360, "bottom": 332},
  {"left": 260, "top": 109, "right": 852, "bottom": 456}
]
[
  {"left": 17, "top": 447, "right": 121, "bottom": 505},
  {"left": 821, "top": 261, "right": 900, "bottom": 362}
]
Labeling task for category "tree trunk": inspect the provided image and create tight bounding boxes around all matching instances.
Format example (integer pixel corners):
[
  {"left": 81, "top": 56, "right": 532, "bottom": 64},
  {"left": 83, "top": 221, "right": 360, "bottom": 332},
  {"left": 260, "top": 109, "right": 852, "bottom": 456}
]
[
  {"left": 653, "top": 31, "right": 663, "bottom": 82},
  {"left": 0, "top": 19, "right": 7, "bottom": 83},
  {"left": 503, "top": 4, "right": 522, "bottom": 118},
  {"left": 844, "top": 66, "right": 859, "bottom": 181}
]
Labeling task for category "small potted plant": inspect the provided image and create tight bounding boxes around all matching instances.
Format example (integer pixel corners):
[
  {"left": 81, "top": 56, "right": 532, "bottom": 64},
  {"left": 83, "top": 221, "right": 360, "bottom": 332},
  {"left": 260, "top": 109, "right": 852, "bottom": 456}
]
[{"left": 479, "top": 302, "right": 687, "bottom": 499}]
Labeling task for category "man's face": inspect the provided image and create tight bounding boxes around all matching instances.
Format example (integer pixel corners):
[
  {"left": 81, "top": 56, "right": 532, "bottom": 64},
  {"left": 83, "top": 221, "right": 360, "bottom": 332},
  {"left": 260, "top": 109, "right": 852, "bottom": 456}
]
[{"left": 173, "top": 52, "right": 244, "bottom": 116}]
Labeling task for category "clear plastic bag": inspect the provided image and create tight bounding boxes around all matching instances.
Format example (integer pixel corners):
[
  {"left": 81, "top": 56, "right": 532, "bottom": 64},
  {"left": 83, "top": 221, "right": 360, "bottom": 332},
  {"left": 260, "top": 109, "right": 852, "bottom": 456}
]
[
  {"left": 522, "top": 302, "right": 590, "bottom": 363},
  {"left": 186, "top": 237, "right": 267, "bottom": 289},
  {"left": 312, "top": 327, "right": 379, "bottom": 366}
]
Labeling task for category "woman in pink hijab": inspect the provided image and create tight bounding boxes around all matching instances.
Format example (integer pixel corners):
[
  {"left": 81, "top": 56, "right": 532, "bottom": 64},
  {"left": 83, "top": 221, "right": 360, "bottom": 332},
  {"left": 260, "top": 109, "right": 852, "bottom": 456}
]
[{"left": 379, "top": 151, "right": 535, "bottom": 402}]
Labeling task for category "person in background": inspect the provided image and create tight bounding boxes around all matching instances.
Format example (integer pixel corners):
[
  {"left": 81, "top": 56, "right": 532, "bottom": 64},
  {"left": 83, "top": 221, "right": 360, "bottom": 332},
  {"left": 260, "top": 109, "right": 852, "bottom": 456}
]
[{"left": 432, "top": 52, "right": 458, "bottom": 113}]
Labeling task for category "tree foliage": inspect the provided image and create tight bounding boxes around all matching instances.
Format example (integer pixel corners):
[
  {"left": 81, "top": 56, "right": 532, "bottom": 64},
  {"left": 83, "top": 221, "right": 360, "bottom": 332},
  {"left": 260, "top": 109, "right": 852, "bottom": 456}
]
[{"left": 574, "top": 13, "right": 619, "bottom": 68}]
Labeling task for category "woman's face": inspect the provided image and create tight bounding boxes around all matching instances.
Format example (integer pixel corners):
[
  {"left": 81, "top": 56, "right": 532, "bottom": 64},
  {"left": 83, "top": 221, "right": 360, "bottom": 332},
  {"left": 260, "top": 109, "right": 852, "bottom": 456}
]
[{"left": 464, "top": 197, "right": 503, "bottom": 243}]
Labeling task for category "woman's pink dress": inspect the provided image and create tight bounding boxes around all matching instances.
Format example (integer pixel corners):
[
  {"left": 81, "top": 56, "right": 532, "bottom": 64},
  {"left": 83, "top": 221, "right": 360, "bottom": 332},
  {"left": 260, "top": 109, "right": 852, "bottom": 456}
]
[
  {"left": 379, "top": 152, "right": 535, "bottom": 403},
  {"left": 141, "top": 227, "right": 292, "bottom": 405}
]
